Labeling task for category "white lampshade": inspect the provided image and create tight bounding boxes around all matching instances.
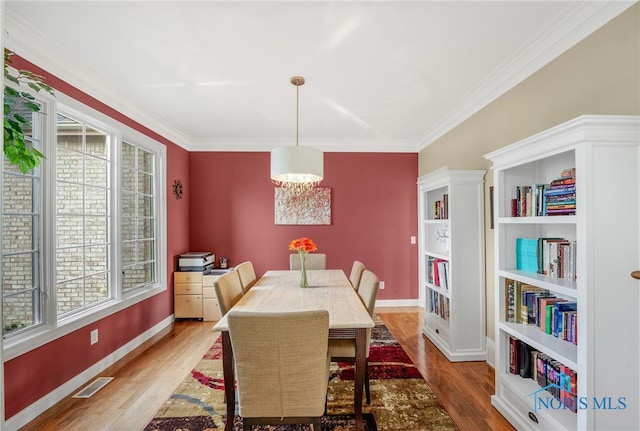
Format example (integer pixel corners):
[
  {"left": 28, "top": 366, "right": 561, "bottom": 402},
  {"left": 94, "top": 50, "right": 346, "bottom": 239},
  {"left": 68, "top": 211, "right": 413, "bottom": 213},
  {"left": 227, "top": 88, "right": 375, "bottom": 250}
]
[{"left": 270, "top": 145, "right": 323, "bottom": 184}]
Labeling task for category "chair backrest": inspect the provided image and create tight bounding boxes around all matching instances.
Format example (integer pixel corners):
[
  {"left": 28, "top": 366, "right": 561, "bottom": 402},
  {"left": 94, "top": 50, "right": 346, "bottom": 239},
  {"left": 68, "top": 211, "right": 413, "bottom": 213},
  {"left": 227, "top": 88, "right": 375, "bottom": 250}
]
[
  {"left": 213, "top": 270, "right": 244, "bottom": 317},
  {"left": 357, "top": 269, "right": 380, "bottom": 316},
  {"left": 234, "top": 261, "right": 257, "bottom": 293},
  {"left": 227, "top": 310, "right": 330, "bottom": 418},
  {"left": 289, "top": 253, "right": 326, "bottom": 270},
  {"left": 349, "top": 260, "right": 366, "bottom": 291}
]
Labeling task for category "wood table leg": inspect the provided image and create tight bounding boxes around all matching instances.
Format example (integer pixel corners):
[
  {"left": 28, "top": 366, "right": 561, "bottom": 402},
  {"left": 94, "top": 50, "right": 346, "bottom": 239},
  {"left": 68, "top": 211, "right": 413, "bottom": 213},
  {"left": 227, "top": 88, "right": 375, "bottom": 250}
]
[
  {"left": 221, "top": 331, "right": 235, "bottom": 431},
  {"left": 354, "top": 327, "right": 366, "bottom": 431}
]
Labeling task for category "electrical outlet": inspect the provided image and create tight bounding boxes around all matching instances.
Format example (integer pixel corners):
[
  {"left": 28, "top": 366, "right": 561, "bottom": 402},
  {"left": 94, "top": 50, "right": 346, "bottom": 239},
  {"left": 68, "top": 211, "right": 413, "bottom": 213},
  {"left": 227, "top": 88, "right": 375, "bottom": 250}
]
[
  {"left": 379, "top": 281, "right": 385, "bottom": 289},
  {"left": 410, "top": 236, "right": 416, "bottom": 244},
  {"left": 90, "top": 329, "right": 99, "bottom": 345}
]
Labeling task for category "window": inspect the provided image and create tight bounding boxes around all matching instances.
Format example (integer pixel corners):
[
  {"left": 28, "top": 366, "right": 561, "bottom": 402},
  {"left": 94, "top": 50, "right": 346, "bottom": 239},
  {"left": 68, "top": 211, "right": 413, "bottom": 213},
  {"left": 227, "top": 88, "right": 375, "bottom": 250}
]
[
  {"left": 55, "top": 114, "right": 111, "bottom": 317},
  {"left": 2, "top": 89, "right": 166, "bottom": 356},
  {"left": 121, "top": 141, "right": 156, "bottom": 292},
  {"left": 1, "top": 100, "right": 44, "bottom": 336}
]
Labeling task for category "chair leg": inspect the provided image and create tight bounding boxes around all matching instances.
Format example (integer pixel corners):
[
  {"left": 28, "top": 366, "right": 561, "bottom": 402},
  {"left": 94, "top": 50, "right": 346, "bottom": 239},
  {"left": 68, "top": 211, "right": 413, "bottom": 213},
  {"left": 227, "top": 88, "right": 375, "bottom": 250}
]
[
  {"left": 365, "top": 358, "right": 371, "bottom": 404},
  {"left": 242, "top": 418, "right": 251, "bottom": 431},
  {"left": 312, "top": 417, "right": 322, "bottom": 430}
]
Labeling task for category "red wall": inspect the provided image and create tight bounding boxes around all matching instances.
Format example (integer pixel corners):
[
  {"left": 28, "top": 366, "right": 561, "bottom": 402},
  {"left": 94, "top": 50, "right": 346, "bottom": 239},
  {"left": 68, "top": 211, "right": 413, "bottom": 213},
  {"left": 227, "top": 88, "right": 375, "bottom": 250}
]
[
  {"left": 188, "top": 152, "right": 418, "bottom": 300},
  {"left": 3, "top": 54, "right": 418, "bottom": 421},
  {"left": 3, "top": 56, "right": 191, "bottom": 419}
]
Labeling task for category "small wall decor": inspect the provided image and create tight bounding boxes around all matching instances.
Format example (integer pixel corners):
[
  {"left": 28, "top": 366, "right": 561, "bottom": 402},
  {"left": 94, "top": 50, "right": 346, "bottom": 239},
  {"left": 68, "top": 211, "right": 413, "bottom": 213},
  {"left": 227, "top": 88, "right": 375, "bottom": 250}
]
[
  {"left": 172, "top": 180, "right": 183, "bottom": 199},
  {"left": 275, "top": 187, "right": 331, "bottom": 225}
]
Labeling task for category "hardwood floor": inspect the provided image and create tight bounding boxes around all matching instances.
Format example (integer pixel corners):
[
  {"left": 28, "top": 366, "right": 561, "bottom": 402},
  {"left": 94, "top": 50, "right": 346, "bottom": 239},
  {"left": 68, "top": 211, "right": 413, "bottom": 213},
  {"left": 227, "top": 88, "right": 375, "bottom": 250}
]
[{"left": 19, "top": 307, "right": 514, "bottom": 431}]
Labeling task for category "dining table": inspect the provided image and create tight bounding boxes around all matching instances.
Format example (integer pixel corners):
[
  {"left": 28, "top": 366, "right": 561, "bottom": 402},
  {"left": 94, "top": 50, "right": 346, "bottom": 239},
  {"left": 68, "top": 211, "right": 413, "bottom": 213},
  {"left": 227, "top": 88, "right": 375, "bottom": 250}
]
[{"left": 212, "top": 269, "right": 375, "bottom": 431}]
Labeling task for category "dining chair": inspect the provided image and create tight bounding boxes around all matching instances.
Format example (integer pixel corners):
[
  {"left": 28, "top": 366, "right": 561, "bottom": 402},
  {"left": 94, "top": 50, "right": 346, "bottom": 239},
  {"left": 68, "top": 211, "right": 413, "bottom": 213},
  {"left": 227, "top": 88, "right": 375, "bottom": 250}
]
[
  {"left": 349, "top": 260, "right": 366, "bottom": 291},
  {"left": 290, "top": 253, "right": 326, "bottom": 270},
  {"left": 234, "top": 261, "right": 257, "bottom": 294},
  {"left": 227, "top": 309, "right": 330, "bottom": 431},
  {"left": 213, "top": 270, "right": 244, "bottom": 317},
  {"left": 328, "top": 269, "right": 380, "bottom": 404}
]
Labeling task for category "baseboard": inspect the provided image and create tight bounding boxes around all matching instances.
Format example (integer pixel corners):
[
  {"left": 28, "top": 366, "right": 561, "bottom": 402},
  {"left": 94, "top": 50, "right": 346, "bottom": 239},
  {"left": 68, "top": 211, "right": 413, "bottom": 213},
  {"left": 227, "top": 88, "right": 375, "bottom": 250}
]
[
  {"left": 375, "top": 299, "right": 420, "bottom": 307},
  {"left": 4, "top": 315, "right": 173, "bottom": 431}
]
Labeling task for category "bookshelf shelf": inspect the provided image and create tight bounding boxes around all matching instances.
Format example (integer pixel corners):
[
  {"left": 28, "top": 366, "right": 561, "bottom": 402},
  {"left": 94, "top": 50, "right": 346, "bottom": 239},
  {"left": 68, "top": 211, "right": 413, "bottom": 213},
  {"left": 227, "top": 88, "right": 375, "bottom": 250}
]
[
  {"left": 499, "top": 322, "right": 577, "bottom": 369},
  {"left": 418, "top": 167, "right": 486, "bottom": 362},
  {"left": 485, "top": 115, "right": 640, "bottom": 431}
]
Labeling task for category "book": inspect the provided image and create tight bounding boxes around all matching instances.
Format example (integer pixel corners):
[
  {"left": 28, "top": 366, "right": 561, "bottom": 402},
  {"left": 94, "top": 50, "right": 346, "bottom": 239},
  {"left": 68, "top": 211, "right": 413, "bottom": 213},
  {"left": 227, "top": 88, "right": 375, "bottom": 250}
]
[
  {"left": 509, "top": 337, "right": 520, "bottom": 374},
  {"left": 537, "top": 297, "right": 566, "bottom": 331},
  {"left": 516, "top": 238, "right": 539, "bottom": 273},
  {"left": 505, "top": 279, "right": 516, "bottom": 322},
  {"left": 553, "top": 302, "right": 577, "bottom": 337},
  {"left": 519, "top": 342, "right": 535, "bottom": 378},
  {"left": 520, "top": 286, "right": 549, "bottom": 324}
]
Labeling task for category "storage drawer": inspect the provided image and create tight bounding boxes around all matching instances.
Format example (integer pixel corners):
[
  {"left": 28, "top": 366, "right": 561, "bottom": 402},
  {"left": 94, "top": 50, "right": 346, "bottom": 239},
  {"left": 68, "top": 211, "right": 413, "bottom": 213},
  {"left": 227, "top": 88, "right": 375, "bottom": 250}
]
[
  {"left": 175, "top": 272, "right": 203, "bottom": 284},
  {"left": 203, "top": 286, "right": 215, "bottom": 299},
  {"left": 202, "top": 274, "right": 221, "bottom": 288},
  {"left": 175, "top": 283, "right": 202, "bottom": 295},
  {"left": 174, "top": 295, "right": 203, "bottom": 318},
  {"left": 424, "top": 312, "right": 451, "bottom": 346}
]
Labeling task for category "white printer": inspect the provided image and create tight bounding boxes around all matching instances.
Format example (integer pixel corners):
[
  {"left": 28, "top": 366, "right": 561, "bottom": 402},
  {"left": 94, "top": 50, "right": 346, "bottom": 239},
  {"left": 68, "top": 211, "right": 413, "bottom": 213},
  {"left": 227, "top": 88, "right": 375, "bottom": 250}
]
[{"left": 178, "top": 252, "right": 215, "bottom": 274}]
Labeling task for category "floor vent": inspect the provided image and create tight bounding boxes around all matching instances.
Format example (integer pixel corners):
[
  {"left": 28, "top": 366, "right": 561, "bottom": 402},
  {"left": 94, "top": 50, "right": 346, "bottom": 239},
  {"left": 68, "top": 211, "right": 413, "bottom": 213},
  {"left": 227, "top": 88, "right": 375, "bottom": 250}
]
[{"left": 72, "top": 377, "right": 114, "bottom": 399}]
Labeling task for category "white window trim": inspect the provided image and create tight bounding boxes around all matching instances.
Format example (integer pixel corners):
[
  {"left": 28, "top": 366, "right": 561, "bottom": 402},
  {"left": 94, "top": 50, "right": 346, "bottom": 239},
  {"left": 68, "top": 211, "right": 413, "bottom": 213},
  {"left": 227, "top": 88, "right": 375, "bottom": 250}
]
[{"left": 3, "top": 90, "right": 167, "bottom": 361}]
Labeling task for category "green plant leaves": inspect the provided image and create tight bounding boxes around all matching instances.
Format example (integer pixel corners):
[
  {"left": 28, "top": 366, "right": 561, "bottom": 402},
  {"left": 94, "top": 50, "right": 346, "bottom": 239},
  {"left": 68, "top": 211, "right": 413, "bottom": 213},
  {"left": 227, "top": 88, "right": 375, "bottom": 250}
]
[{"left": 4, "top": 48, "right": 54, "bottom": 173}]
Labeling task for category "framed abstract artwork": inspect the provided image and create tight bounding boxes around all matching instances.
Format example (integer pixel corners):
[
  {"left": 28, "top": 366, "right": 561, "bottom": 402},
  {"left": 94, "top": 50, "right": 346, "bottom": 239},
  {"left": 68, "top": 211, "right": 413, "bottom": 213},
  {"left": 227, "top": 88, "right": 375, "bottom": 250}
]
[{"left": 275, "top": 187, "right": 331, "bottom": 225}]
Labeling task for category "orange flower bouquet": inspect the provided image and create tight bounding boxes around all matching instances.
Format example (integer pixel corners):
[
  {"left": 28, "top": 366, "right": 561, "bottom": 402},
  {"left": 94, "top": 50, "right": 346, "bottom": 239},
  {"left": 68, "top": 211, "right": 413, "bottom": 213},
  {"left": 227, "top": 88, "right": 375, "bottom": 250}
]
[{"left": 288, "top": 237, "right": 318, "bottom": 287}]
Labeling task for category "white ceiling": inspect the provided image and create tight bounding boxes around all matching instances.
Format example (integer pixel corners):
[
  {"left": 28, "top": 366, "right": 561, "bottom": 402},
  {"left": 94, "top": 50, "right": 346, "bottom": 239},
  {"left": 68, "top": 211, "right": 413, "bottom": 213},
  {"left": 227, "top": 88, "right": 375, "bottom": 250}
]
[{"left": 4, "top": 1, "right": 635, "bottom": 152}]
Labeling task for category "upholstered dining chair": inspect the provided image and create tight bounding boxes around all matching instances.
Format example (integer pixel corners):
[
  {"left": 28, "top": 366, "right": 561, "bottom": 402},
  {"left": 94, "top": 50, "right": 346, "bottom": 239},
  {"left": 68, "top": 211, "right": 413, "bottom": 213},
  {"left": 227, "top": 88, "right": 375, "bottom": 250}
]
[
  {"left": 290, "top": 253, "right": 327, "bottom": 270},
  {"left": 234, "top": 261, "right": 257, "bottom": 294},
  {"left": 213, "top": 270, "right": 244, "bottom": 317},
  {"left": 328, "top": 269, "right": 380, "bottom": 404},
  {"left": 349, "top": 260, "right": 366, "bottom": 291},
  {"left": 227, "top": 310, "right": 330, "bottom": 431}
]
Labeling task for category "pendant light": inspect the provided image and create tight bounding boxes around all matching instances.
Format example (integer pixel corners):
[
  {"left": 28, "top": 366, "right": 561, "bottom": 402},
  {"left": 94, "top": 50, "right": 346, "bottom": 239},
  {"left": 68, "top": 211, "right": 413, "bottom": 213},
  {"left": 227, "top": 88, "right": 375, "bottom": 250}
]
[{"left": 270, "top": 76, "right": 323, "bottom": 195}]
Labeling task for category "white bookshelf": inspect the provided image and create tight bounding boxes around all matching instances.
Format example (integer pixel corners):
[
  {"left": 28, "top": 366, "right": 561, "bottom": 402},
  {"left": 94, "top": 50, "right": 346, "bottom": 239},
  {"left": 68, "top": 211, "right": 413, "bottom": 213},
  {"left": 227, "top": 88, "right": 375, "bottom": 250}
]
[
  {"left": 485, "top": 115, "right": 640, "bottom": 431},
  {"left": 418, "top": 168, "right": 486, "bottom": 362}
]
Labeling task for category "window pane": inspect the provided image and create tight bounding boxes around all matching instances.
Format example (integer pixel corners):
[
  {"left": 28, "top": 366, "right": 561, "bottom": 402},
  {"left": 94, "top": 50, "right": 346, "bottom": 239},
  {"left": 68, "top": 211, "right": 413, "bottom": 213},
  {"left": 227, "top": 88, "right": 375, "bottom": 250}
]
[
  {"left": 122, "top": 167, "right": 135, "bottom": 193},
  {"left": 2, "top": 254, "right": 34, "bottom": 292},
  {"left": 137, "top": 217, "right": 154, "bottom": 240},
  {"left": 56, "top": 247, "right": 84, "bottom": 282},
  {"left": 57, "top": 182, "right": 84, "bottom": 214},
  {"left": 120, "top": 141, "right": 157, "bottom": 293},
  {"left": 122, "top": 191, "right": 135, "bottom": 217},
  {"left": 3, "top": 174, "right": 34, "bottom": 212},
  {"left": 86, "top": 155, "right": 109, "bottom": 187},
  {"left": 85, "top": 273, "right": 109, "bottom": 305},
  {"left": 137, "top": 148, "right": 153, "bottom": 173},
  {"left": 138, "top": 194, "right": 154, "bottom": 217},
  {"left": 2, "top": 99, "right": 42, "bottom": 336},
  {"left": 122, "top": 241, "right": 137, "bottom": 264},
  {"left": 85, "top": 216, "right": 109, "bottom": 245},
  {"left": 138, "top": 171, "right": 152, "bottom": 194},
  {"left": 2, "top": 215, "right": 35, "bottom": 254},
  {"left": 56, "top": 215, "right": 83, "bottom": 248},
  {"left": 57, "top": 280, "right": 83, "bottom": 315},
  {"left": 85, "top": 186, "right": 108, "bottom": 216},
  {"left": 85, "top": 245, "right": 109, "bottom": 274},
  {"left": 86, "top": 126, "right": 108, "bottom": 158},
  {"left": 3, "top": 292, "right": 37, "bottom": 335},
  {"left": 122, "top": 262, "right": 153, "bottom": 292}
]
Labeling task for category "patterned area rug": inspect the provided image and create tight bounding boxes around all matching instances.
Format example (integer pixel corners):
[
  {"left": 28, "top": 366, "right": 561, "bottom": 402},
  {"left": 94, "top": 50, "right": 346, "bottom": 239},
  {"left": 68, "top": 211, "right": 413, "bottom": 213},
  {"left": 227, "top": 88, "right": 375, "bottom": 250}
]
[{"left": 144, "top": 317, "right": 458, "bottom": 430}]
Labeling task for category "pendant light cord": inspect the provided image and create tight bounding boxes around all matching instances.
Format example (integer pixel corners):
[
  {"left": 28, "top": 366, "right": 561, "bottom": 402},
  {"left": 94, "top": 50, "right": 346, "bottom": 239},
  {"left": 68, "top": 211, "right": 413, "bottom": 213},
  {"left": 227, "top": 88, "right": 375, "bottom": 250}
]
[{"left": 296, "top": 82, "right": 300, "bottom": 147}]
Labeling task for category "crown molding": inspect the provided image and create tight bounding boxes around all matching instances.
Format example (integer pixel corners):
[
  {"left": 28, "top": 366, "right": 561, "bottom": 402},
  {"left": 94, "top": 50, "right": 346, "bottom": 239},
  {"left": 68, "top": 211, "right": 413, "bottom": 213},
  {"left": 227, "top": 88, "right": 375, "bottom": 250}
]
[
  {"left": 187, "top": 137, "right": 419, "bottom": 153},
  {"left": 416, "top": 0, "right": 637, "bottom": 151}
]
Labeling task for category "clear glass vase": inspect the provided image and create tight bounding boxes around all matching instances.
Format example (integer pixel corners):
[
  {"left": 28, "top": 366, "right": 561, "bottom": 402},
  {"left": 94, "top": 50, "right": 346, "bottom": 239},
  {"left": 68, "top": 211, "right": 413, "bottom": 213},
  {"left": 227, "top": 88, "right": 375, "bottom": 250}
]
[{"left": 299, "top": 252, "right": 308, "bottom": 288}]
